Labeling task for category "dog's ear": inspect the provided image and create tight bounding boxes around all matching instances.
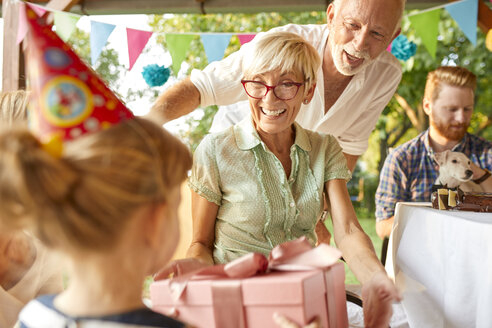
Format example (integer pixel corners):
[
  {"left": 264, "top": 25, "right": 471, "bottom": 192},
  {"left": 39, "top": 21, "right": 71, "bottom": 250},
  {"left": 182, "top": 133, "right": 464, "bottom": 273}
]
[{"left": 434, "top": 150, "right": 449, "bottom": 166}]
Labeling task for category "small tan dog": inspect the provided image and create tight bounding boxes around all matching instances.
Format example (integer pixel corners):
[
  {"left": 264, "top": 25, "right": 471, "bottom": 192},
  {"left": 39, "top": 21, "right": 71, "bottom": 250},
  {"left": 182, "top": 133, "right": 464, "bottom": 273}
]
[{"left": 434, "top": 150, "right": 483, "bottom": 192}]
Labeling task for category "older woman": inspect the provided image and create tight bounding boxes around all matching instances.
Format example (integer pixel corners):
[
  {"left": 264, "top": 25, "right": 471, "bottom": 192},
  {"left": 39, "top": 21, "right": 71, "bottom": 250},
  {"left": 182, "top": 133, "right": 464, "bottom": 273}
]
[{"left": 167, "top": 32, "right": 399, "bottom": 327}]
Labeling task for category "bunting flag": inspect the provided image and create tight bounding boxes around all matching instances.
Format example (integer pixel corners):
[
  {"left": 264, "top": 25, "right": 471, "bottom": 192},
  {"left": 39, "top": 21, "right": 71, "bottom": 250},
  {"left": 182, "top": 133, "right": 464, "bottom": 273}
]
[
  {"left": 200, "top": 34, "right": 232, "bottom": 63},
  {"left": 408, "top": 9, "right": 440, "bottom": 59},
  {"left": 54, "top": 11, "right": 80, "bottom": 42},
  {"left": 126, "top": 28, "right": 153, "bottom": 70},
  {"left": 17, "top": 2, "right": 28, "bottom": 44},
  {"left": 90, "top": 21, "right": 116, "bottom": 65},
  {"left": 16, "top": 0, "right": 484, "bottom": 81},
  {"left": 237, "top": 34, "right": 256, "bottom": 45},
  {"left": 444, "top": 0, "right": 478, "bottom": 45},
  {"left": 28, "top": 3, "right": 47, "bottom": 16},
  {"left": 166, "top": 33, "right": 195, "bottom": 74},
  {"left": 17, "top": 2, "right": 46, "bottom": 44}
]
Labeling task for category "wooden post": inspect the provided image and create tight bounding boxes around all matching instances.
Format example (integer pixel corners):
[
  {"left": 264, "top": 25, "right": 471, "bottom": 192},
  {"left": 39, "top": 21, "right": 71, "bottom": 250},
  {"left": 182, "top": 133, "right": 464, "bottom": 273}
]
[
  {"left": 1, "top": 0, "right": 80, "bottom": 92},
  {"left": 478, "top": 0, "right": 492, "bottom": 33},
  {"left": 2, "top": 0, "right": 23, "bottom": 91}
]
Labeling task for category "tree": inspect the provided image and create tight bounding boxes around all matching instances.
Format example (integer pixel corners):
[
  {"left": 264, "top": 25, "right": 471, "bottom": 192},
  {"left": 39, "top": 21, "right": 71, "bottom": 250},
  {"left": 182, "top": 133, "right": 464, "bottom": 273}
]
[{"left": 148, "top": 11, "right": 491, "bottom": 216}]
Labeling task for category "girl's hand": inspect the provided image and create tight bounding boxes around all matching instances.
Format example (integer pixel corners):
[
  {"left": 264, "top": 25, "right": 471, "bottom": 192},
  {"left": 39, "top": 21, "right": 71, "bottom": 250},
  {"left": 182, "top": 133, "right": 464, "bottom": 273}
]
[{"left": 273, "top": 312, "right": 321, "bottom": 328}]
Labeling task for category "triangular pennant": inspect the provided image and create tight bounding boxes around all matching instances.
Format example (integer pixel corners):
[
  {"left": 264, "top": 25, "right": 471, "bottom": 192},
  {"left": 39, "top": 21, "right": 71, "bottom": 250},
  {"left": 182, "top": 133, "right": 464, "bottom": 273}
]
[
  {"left": 237, "top": 34, "right": 256, "bottom": 45},
  {"left": 27, "top": 3, "right": 47, "bottom": 16},
  {"left": 200, "top": 34, "right": 232, "bottom": 63},
  {"left": 54, "top": 11, "right": 80, "bottom": 42},
  {"left": 126, "top": 28, "right": 153, "bottom": 70},
  {"left": 445, "top": 0, "right": 478, "bottom": 45},
  {"left": 165, "top": 34, "right": 195, "bottom": 74},
  {"left": 408, "top": 9, "right": 440, "bottom": 59},
  {"left": 90, "top": 21, "right": 116, "bottom": 65},
  {"left": 17, "top": 2, "right": 28, "bottom": 44}
]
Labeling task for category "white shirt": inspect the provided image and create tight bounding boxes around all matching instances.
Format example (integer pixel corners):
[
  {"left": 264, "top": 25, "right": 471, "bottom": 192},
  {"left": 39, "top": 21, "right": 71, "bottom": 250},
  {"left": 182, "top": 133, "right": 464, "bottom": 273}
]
[{"left": 191, "top": 24, "right": 402, "bottom": 155}]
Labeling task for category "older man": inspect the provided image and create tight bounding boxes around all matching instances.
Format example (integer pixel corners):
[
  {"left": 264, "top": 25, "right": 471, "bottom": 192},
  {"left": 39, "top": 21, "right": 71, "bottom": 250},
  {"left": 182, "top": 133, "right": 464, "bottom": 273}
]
[
  {"left": 150, "top": 0, "right": 405, "bottom": 172},
  {"left": 375, "top": 66, "right": 492, "bottom": 239}
]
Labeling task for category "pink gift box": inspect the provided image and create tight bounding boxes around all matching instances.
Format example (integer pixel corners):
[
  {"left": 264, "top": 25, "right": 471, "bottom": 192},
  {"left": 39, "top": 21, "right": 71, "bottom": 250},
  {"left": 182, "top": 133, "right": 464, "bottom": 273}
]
[{"left": 150, "top": 262, "right": 348, "bottom": 328}]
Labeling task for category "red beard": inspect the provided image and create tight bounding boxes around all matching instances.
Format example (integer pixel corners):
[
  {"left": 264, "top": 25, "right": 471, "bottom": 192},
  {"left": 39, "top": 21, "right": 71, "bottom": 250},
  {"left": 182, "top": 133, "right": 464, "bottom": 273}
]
[{"left": 431, "top": 119, "right": 468, "bottom": 141}]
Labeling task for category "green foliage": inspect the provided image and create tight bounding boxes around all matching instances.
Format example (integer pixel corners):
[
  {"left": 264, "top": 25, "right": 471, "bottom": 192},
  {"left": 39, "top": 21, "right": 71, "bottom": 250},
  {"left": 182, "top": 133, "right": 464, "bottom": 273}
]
[
  {"left": 364, "top": 10, "right": 492, "bottom": 177},
  {"left": 148, "top": 10, "right": 492, "bottom": 221},
  {"left": 181, "top": 105, "right": 218, "bottom": 152},
  {"left": 149, "top": 11, "right": 326, "bottom": 73},
  {"left": 148, "top": 12, "right": 326, "bottom": 150}
]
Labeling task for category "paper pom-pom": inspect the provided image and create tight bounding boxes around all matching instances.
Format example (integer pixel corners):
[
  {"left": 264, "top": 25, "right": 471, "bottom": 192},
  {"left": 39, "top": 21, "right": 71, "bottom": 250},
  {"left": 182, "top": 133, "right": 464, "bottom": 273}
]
[
  {"left": 391, "top": 35, "right": 417, "bottom": 61},
  {"left": 142, "top": 64, "right": 170, "bottom": 87}
]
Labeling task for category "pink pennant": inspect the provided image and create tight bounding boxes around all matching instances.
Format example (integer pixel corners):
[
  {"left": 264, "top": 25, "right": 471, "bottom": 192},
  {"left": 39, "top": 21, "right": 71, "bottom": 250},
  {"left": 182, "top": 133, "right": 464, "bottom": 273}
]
[
  {"left": 26, "top": 3, "right": 47, "bottom": 16},
  {"left": 126, "top": 28, "right": 153, "bottom": 70},
  {"left": 17, "top": 2, "right": 28, "bottom": 44},
  {"left": 237, "top": 34, "right": 256, "bottom": 45}
]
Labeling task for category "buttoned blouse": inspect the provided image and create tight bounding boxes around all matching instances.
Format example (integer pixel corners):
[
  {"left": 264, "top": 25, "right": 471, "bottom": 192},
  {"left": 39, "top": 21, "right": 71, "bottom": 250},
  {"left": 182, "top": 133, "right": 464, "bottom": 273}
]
[{"left": 189, "top": 117, "right": 352, "bottom": 263}]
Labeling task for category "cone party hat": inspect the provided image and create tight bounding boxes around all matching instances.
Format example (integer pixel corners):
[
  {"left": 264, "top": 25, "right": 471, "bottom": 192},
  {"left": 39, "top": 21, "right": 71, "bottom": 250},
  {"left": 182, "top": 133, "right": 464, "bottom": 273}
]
[{"left": 23, "top": 4, "right": 134, "bottom": 154}]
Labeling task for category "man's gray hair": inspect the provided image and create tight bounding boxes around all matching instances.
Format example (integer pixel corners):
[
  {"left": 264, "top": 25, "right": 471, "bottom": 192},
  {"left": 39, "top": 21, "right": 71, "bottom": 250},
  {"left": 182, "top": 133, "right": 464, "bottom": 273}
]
[{"left": 332, "top": 0, "right": 406, "bottom": 34}]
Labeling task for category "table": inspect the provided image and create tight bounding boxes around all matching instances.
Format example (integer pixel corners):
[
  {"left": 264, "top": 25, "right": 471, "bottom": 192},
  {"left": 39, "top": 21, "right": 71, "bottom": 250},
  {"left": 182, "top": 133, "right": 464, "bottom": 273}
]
[{"left": 385, "top": 203, "right": 492, "bottom": 328}]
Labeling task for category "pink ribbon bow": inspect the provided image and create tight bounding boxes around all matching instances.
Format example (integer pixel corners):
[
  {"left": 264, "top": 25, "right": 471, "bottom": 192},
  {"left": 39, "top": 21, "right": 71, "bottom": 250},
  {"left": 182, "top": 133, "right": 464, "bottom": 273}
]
[
  {"left": 169, "top": 237, "right": 342, "bottom": 300},
  {"left": 160, "top": 237, "right": 343, "bottom": 328}
]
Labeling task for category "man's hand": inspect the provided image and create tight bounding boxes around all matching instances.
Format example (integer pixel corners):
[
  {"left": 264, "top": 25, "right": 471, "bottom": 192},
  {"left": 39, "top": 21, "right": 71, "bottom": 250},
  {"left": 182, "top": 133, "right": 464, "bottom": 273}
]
[
  {"left": 153, "top": 258, "right": 210, "bottom": 280},
  {"left": 361, "top": 271, "right": 401, "bottom": 328}
]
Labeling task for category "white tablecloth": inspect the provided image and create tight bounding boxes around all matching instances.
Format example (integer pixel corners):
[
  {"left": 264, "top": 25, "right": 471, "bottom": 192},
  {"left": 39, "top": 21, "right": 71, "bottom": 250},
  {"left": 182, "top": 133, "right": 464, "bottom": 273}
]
[{"left": 386, "top": 203, "right": 492, "bottom": 328}]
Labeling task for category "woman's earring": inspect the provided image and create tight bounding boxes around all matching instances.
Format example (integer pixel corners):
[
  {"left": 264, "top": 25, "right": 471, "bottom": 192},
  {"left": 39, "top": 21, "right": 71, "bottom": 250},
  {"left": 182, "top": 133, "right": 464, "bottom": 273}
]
[{"left": 303, "top": 100, "right": 309, "bottom": 104}]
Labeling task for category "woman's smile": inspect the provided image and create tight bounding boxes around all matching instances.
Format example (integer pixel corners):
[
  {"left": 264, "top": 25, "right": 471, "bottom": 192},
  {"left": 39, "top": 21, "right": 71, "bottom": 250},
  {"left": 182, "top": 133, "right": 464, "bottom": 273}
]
[{"left": 260, "top": 107, "right": 287, "bottom": 117}]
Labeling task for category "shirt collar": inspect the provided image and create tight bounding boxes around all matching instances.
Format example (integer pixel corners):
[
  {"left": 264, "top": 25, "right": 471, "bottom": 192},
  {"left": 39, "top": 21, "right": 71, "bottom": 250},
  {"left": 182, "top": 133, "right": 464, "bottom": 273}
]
[
  {"left": 234, "top": 115, "right": 312, "bottom": 152},
  {"left": 424, "top": 129, "right": 469, "bottom": 158}
]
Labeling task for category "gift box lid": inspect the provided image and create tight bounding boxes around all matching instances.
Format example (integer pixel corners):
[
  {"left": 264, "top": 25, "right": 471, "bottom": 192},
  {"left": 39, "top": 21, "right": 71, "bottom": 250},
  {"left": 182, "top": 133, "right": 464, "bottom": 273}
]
[{"left": 151, "top": 269, "right": 327, "bottom": 306}]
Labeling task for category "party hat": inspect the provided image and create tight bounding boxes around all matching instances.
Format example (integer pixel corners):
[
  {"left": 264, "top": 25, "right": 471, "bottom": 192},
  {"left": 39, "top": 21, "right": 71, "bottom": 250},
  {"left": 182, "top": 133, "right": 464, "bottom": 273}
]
[{"left": 23, "top": 5, "right": 133, "bottom": 154}]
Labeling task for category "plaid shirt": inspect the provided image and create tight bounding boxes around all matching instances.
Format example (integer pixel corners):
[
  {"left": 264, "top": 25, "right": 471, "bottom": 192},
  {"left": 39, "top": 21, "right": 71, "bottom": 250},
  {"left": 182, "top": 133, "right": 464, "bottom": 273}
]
[{"left": 375, "top": 130, "right": 492, "bottom": 221}]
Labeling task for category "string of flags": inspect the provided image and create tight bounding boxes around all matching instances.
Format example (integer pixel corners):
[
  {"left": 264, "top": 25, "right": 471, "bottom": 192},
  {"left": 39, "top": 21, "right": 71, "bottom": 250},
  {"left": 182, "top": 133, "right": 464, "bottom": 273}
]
[
  {"left": 16, "top": 0, "right": 483, "bottom": 83},
  {"left": 16, "top": 1, "right": 257, "bottom": 74},
  {"left": 407, "top": 0, "right": 479, "bottom": 59}
]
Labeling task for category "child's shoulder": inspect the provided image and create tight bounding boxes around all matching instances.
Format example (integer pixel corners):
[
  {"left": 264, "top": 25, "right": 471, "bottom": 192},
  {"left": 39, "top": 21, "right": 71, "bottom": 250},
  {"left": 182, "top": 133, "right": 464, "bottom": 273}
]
[
  {"left": 101, "top": 307, "right": 186, "bottom": 328},
  {"left": 19, "top": 295, "right": 185, "bottom": 328}
]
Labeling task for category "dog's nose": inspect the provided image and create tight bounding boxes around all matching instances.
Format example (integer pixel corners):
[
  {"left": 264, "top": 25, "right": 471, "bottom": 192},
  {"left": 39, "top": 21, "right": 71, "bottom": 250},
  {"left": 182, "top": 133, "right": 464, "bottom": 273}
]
[{"left": 465, "top": 170, "right": 473, "bottom": 178}]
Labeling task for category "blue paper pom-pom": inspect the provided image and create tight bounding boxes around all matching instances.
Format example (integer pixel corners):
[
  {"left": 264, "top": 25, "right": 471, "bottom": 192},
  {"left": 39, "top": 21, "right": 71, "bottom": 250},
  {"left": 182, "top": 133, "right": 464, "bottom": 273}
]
[
  {"left": 391, "top": 35, "right": 417, "bottom": 61},
  {"left": 142, "top": 64, "right": 171, "bottom": 87}
]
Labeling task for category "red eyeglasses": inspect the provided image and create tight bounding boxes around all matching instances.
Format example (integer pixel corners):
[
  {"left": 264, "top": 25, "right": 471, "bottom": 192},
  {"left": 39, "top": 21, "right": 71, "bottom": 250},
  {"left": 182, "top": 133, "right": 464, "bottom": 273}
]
[{"left": 241, "top": 80, "right": 304, "bottom": 100}]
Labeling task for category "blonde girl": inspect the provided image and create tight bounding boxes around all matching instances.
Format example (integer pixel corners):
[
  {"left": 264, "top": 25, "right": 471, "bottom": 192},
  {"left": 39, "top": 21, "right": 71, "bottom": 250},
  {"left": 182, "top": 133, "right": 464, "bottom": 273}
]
[{"left": 0, "top": 117, "right": 192, "bottom": 327}]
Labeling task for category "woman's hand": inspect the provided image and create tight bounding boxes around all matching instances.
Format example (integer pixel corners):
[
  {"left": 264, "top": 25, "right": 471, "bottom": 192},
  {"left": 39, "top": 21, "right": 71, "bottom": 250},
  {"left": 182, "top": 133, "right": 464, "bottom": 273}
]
[
  {"left": 153, "top": 258, "right": 210, "bottom": 280},
  {"left": 361, "top": 271, "right": 401, "bottom": 328},
  {"left": 273, "top": 313, "right": 321, "bottom": 328}
]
